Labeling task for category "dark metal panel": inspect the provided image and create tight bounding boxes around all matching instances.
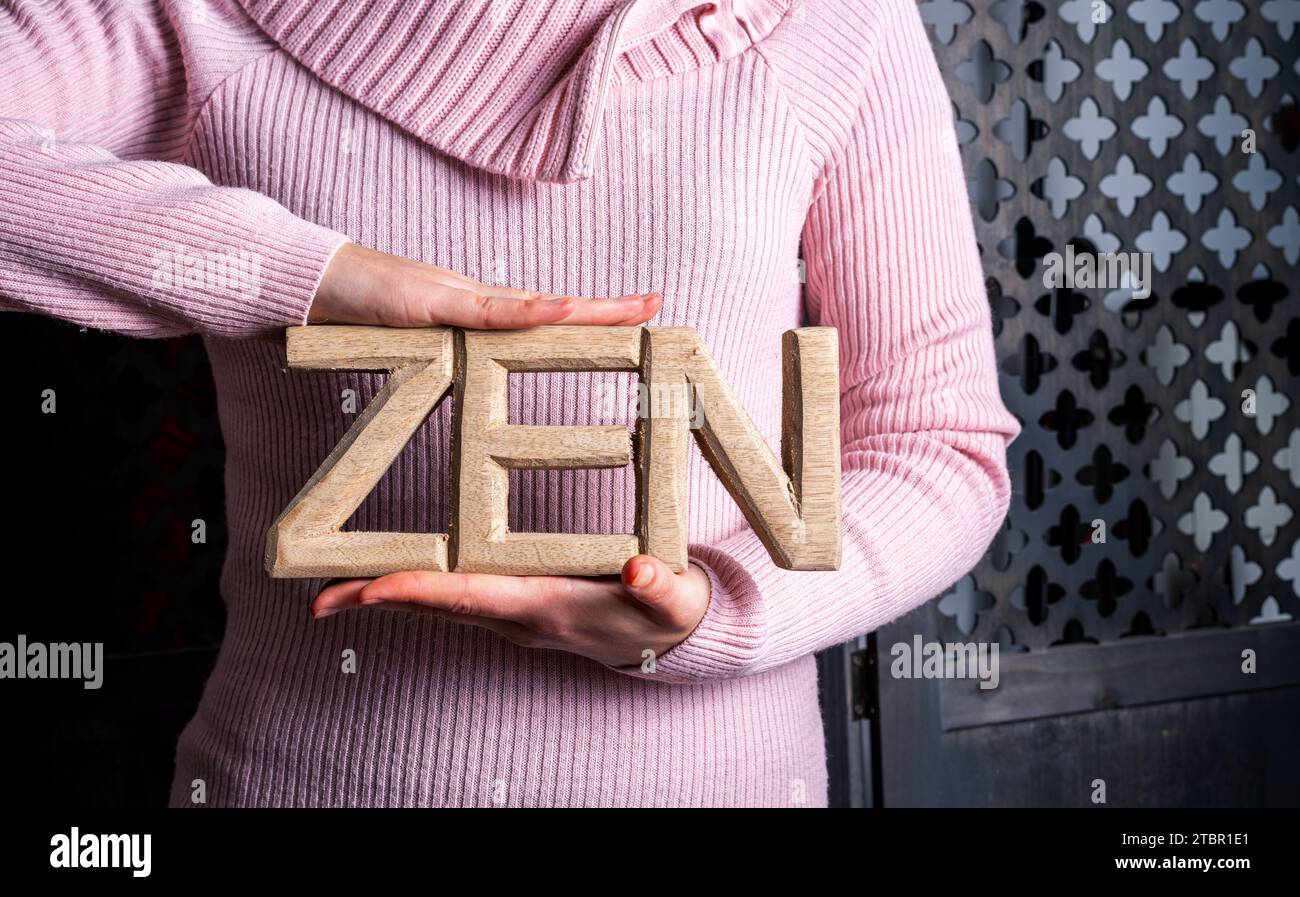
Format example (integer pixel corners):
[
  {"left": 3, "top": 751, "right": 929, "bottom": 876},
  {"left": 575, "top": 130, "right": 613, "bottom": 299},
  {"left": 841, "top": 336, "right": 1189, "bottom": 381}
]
[
  {"left": 940, "top": 620, "right": 1300, "bottom": 729},
  {"left": 855, "top": 0, "right": 1300, "bottom": 809}
]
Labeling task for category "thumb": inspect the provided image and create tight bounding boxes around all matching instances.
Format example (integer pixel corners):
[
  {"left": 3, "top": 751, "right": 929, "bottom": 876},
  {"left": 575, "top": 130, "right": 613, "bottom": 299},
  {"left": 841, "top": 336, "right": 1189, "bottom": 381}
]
[{"left": 620, "top": 554, "right": 677, "bottom": 612}]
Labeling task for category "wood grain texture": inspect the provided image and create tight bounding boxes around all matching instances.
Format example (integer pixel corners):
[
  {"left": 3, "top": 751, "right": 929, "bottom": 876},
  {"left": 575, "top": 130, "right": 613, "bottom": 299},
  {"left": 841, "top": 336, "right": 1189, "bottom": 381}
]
[
  {"left": 635, "top": 330, "right": 693, "bottom": 571},
  {"left": 265, "top": 326, "right": 454, "bottom": 578},
  {"left": 450, "top": 327, "right": 642, "bottom": 575},
  {"left": 644, "top": 326, "right": 842, "bottom": 571},
  {"left": 267, "top": 324, "right": 842, "bottom": 578}
]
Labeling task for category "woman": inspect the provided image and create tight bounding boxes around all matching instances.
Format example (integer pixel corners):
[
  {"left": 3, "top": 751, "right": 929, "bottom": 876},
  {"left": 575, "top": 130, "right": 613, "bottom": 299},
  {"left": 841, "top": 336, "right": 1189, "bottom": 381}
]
[{"left": 1, "top": 0, "right": 1021, "bottom": 806}]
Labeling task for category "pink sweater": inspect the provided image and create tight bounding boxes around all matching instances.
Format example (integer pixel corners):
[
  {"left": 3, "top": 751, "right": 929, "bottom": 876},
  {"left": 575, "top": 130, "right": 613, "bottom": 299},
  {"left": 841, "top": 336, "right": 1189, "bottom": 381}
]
[{"left": 1, "top": 0, "right": 1021, "bottom": 806}]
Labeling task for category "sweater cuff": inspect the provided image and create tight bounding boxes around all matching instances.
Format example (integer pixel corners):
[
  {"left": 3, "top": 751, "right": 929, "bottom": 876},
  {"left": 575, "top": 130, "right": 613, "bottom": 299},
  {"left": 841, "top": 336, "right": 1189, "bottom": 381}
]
[{"left": 195, "top": 205, "right": 350, "bottom": 335}]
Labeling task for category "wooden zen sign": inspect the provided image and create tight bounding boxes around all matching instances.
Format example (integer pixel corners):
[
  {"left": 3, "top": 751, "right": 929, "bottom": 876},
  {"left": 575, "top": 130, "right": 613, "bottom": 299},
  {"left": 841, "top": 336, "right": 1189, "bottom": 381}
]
[{"left": 265, "top": 325, "right": 841, "bottom": 578}]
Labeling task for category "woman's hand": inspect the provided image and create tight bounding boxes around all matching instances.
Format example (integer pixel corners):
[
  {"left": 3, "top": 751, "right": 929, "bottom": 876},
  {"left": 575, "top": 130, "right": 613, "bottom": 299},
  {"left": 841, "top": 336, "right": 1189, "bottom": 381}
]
[
  {"left": 308, "top": 246, "right": 688, "bottom": 667},
  {"left": 310, "top": 242, "right": 662, "bottom": 328},
  {"left": 310, "top": 555, "right": 711, "bottom": 669}
]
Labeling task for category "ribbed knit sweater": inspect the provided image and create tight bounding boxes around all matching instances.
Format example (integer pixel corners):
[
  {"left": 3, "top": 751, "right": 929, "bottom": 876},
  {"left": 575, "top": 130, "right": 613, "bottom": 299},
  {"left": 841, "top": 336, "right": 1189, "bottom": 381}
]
[{"left": 1, "top": 0, "right": 1021, "bottom": 807}]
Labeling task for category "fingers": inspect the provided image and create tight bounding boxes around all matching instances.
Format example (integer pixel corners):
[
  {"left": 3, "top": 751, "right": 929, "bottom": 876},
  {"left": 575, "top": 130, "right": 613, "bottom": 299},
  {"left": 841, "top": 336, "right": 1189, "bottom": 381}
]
[
  {"left": 310, "top": 243, "right": 664, "bottom": 328},
  {"left": 424, "top": 289, "right": 662, "bottom": 329},
  {"left": 316, "top": 561, "right": 685, "bottom": 624},
  {"left": 311, "top": 578, "right": 372, "bottom": 618},
  {"left": 309, "top": 560, "right": 708, "bottom": 668},
  {"left": 620, "top": 555, "right": 678, "bottom": 613},
  {"left": 309, "top": 575, "right": 538, "bottom": 640},
  {"left": 544, "top": 291, "right": 662, "bottom": 326},
  {"left": 360, "top": 600, "right": 538, "bottom": 645},
  {"left": 356, "top": 570, "right": 549, "bottom": 622}
]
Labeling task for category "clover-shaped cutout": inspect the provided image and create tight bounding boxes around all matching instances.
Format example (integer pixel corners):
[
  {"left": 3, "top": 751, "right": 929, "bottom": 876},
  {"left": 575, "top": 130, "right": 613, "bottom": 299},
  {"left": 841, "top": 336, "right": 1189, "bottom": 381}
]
[
  {"left": 1058, "top": 0, "right": 1112, "bottom": 43},
  {"left": 1232, "top": 153, "right": 1283, "bottom": 211},
  {"left": 1114, "top": 498, "right": 1160, "bottom": 558},
  {"left": 1275, "top": 429, "right": 1300, "bottom": 492},
  {"left": 1032, "top": 157, "right": 1085, "bottom": 219},
  {"left": 1039, "top": 388, "right": 1095, "bottom": 449},
  {"left": 1050, "top": 619, "right": 1099, "bottom": 646},
  {"left": 998, "top": 216, "right": 1054, "bottom": 278},
  {"left": 1208, "top": 433, "right": 1260, "bottom": 494},
  {"left": 1270, "top": 318, "right": 1300, "bottom": 377},
  {"left": 1170, "top": 279, "right": 1225, "bottom": 323},
  {"left": 1232, "top": 273, "right": 1284, "bottom": 321},
  {"left": 1177, "top": 491, "right": 1230, "bottom": 551},
  {"left": 1250, "top": 596, "right": 1293, "bottom": 625},
  {"left": 1152, "top": 550, "right": 1199, "bottom": 609},
  {"left": 1136, "top": 211, "right": 1187, "bottom": 272},
  {"left": 1204, "top": 319, "right": 1254, "bottom": 381},
  {"left": 1099, "top": 155, "right": 1153, "bottom": 217},
  {"left": 987, "top": 277, "right": 1021, "bottom": 335},
  {"left": 1197, "top": 95, "right": 1249, "bottom": 155},
  {"left": 1046, "top": 503, "right": 1090, "bottom": 565},
  {"left": 1163, "top": 38, "right": 1215, "bottom": 99},
  {"left": 1201, "top": 208, "right": 1252, "bottom": 268},
  {"left": 990, "top": 0, "right": 1045, "bottom": 44},
  {"left": 1011, "top": 564, "right": 1067, "bottom": 625},
  {"left": 1174, "top": 379, "right": 1227, "bottom": 440},
  {"left": 1022, "top": 449, "right": 1064, "bottom": 511},
  {"left": 919, "top": 0, "right": 973, "bottom": 45},
  {"left": 1120, "top": 611, "right": 1164, "bottom": 638},
  {"left": 956, "top": 39, "right": 1011, "bottom": 103},
  {"left": 1276, "top": 537, "right": 1300, "bottom": 598},
  {"left": 1167, "top": 153, "right": 1218, "bottom": 213},
  {"left": 1261, "top": 0, "right": 1300, "bottom": 40},
  {"left": 1242, "top": 376, "right": 1289, "bottom": 438},
  {"left": 1225, "top": 544, "right": 1264, "bottom": 604},
  {"left": 1001, "top": 332, "right": 1057, "bottom": 395},
  {"left": 1077, "top": 443, "right": 1130, "bottom": 504},
  {"left": 1148, "top": 437, "right": 1194, "bottom": 500},
  {"left": 937, "top": 575, "right": 996, "bottom": 636},
  {"left": 970, "top": 158, "right": 1016, "bottom": 222},
  {"left": 1031, "top": 39, "right": 1081, "bottom": 102},
  {"left": 1097, "top": 38, "right": 1148, "bottom": 101},
  {"left": 1266, "top": 207, "right": 1299, "bottom": 264},
  {"left": 1081, "top": 558, "right": 1133, "bottom": 618},
  {"left": 1131, "top": 96, "right": 1184, "bottom": 157},
  {"left": 1229, "top": 38, "right": 1280, "bottom": 98},
  {"left": 1128, "top": 0, "right": 1180, "bottom": 41},
  {"left": 1071, "top": 328, "right": 1126, "bottom": 390},
  {"left": 1193, "top": 0, "right": 1245, "bottom": 42},
  {"left": 994, "top": 98, "right": 1049, "bottom": 161},
  {"left": 990, "top": 519, "right": 1030, "bottom": 572},
  {"left": 1063, "top": 97, "right": 1115, "bottom": 160}
]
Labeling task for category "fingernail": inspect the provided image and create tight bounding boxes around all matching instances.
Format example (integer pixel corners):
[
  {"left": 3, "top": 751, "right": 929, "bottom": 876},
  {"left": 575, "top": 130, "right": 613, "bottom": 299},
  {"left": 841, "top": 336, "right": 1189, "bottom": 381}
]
[
  {"left": 542, "top": 297, "right": 572, "bottom": 305},
  {"left": 629, "top": 562, "right": 654, "bottom": 588},
  {"left": 313, "top": 608, "right": 343, "bottom": 619}
]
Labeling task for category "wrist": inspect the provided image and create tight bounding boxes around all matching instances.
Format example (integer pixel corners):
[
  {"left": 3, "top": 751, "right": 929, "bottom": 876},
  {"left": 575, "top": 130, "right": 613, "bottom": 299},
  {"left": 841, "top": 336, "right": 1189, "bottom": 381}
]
[{"left": 307, "top": 240, "right": 363, "bottom": 323}]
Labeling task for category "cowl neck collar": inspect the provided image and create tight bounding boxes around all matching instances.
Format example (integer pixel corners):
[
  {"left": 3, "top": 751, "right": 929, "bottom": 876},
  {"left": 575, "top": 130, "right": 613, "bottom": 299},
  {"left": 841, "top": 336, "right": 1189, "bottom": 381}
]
[{"left": 233, "top": 0, "right": 790, "bottom": 182}]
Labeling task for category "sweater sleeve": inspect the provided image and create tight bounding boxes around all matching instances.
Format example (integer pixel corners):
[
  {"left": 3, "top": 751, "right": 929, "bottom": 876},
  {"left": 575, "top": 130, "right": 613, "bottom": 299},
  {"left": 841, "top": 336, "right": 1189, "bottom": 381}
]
[
  {"left": 639, "top": 1, "right": 1023, "bottom": 684},
  {"left": 0, "top": 0, "right": 349, "bottom": 338}
]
